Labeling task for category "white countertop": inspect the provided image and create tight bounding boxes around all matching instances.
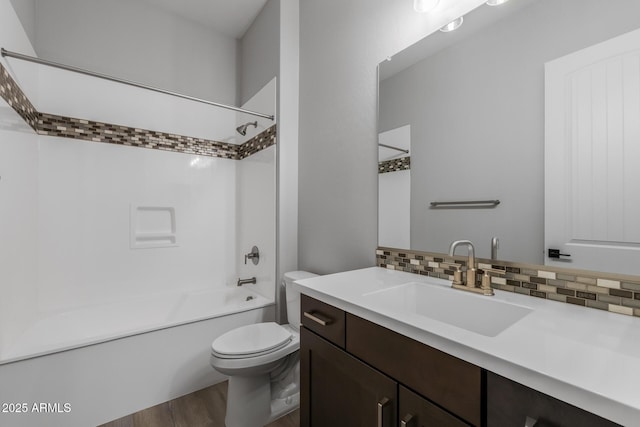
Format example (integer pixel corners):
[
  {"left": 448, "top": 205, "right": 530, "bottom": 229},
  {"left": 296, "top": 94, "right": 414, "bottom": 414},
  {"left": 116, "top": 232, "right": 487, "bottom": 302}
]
[{"left": 293, "top": 267, "right": 640, "bottom": 427}]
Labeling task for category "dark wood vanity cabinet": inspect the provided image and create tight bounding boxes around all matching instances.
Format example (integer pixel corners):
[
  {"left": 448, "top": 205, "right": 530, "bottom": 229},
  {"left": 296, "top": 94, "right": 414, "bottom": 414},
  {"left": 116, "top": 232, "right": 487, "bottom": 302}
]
[
  {"left": 300, "top": 327, "right": 469, "bottom": 427},
  {"left": 300, "top": 295, "right": 619, "bottom": 427},
  {"left": 300, "top": 296, "right": 477, "bottom": 427}
]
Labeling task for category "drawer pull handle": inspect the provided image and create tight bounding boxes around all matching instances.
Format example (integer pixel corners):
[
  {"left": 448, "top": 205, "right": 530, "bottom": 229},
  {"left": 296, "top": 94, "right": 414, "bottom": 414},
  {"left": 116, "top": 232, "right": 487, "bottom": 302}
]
[
  {"left": 303, "top": 311, "right": 332, "bottom": 326},
  {"left": 524, "top": 416, "right": 538, "bottom": 427},
  {"left": 377, "top": 397, "right": 391, "bottom": 427},
  {"left": 400, "top": 413, "right": 415, "bottom": 427}
]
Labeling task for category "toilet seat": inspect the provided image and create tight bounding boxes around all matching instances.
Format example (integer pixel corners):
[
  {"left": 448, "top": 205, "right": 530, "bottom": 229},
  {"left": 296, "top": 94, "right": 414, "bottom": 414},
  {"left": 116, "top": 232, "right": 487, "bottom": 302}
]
[{"left": 212, "top": 322, "right": 293, "bottom": 359}]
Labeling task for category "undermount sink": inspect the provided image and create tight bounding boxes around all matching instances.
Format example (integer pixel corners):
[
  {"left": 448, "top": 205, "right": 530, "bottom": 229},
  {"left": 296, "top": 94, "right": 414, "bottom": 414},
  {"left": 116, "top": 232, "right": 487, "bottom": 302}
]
[{"left": 362, "top": 282, "right": 532, "bottom": 337}]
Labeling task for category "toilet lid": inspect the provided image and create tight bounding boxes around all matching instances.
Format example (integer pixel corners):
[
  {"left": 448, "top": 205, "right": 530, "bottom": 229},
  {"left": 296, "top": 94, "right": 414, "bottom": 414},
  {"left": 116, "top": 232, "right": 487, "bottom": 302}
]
[{"left": 211, "top": 322, "right": 292, "bottom": 357}]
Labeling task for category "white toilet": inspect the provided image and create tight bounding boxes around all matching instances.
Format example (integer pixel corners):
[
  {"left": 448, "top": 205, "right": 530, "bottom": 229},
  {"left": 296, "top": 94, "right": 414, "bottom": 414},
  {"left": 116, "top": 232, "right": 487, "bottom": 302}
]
[{"left": 210, "top": 271, "right": 317, "bottom": 427}]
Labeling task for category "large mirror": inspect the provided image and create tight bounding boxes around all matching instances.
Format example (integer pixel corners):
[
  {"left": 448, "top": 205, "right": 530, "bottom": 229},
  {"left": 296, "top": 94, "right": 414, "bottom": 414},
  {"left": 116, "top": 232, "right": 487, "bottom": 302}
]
[{"left": 378, "top": 0, "right": 640, "bottom": 276}]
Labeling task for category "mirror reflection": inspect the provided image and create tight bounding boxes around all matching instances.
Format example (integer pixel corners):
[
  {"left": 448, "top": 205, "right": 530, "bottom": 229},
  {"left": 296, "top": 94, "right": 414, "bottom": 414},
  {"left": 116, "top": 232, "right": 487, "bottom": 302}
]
[{"left": 378, "top": 0, "right": 640, "bottom": 275}]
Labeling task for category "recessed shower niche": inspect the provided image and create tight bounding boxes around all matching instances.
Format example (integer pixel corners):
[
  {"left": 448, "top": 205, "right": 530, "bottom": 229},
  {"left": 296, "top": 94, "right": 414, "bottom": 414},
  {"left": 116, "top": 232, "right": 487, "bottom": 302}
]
[{"left": 130, "top": 205, "right": 178, "bottom": 249}]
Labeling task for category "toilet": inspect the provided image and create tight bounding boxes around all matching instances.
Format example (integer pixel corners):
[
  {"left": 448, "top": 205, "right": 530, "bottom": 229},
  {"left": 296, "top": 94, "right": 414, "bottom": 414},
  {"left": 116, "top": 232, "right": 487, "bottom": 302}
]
[{"left": 210, "top": 271, "right": 318, "bottom": 427}]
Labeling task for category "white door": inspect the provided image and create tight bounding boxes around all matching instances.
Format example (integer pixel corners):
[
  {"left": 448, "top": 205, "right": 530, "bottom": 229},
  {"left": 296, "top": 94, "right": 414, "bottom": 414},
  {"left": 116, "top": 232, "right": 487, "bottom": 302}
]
[{"left": 545, "top": 28, "right": 640, "bottom": 275}]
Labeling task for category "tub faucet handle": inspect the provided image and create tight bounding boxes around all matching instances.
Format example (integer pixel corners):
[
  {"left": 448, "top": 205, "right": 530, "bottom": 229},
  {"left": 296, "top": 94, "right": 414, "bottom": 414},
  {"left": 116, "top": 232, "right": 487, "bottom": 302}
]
[{"left": 244, "top": 246, "right": 260, "bottom": 265}]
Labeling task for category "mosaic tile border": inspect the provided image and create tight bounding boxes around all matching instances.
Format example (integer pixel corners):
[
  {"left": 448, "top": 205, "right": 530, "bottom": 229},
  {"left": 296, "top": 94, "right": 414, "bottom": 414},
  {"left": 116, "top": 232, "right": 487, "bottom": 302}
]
[
  {"left": 237, "top": 125, "right": 277, "bottom": 159},
  {"left": 37, "top": 112, "right": 240, "bottom": 158},
  {"left": 37, "top": 113, "right": 277, "bottom": 160},
  {"left": 379, "top": 156, "right": 410, "bottom": 174},
  {"left": 0, "top": 62, "right": 275, "bottom": 160},
  {"left": 0, "top": 63, "right": 39, "bottom": 130},
  {"left": 377, "top": 246, "right": 640, "bottom": 318}
]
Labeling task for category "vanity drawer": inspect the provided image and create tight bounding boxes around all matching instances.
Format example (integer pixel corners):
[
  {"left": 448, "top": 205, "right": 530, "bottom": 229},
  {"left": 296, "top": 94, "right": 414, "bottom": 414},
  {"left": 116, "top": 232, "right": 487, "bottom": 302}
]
[
  {"left": 301, "top": 295, "right": 346, "bottom": 348},
  {"left": 347, "top": 314, "right": 482, "bottom": 426}
]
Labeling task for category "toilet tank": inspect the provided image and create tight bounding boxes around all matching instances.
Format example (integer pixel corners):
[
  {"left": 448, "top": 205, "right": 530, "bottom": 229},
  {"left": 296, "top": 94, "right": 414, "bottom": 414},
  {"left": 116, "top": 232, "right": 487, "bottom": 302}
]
[{"left": 283, "top": 271, "right": 318, "bottom": 330}]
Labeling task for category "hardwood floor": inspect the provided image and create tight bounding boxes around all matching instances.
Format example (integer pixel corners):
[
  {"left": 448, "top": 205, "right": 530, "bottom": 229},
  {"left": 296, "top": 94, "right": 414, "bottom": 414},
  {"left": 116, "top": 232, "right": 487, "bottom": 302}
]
[{"left": 99, "top": 381, "right": 299, "bottom": 427}]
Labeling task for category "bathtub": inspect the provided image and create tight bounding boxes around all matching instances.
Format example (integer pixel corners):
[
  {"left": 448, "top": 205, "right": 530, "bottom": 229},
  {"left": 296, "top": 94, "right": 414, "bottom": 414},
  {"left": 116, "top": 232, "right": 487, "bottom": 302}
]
[{"left": 0, "top": 286, "right": 275, "bottom": 427}]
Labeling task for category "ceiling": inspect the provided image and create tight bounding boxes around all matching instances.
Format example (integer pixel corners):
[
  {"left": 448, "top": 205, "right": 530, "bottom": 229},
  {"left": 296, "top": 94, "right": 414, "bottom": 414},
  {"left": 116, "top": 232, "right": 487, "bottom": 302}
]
[
  {"left": 380, "top": 0, "right": 538, "bottom": 80},
  {"left": 140, "top": 0, "right": 269, "bottom": 39}
]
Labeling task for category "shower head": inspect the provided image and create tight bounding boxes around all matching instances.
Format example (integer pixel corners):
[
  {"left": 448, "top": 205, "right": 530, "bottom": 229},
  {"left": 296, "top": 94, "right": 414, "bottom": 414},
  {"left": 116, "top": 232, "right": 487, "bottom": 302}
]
[{"left": 236, "top": 121, "right": 258, "bottom": 136}]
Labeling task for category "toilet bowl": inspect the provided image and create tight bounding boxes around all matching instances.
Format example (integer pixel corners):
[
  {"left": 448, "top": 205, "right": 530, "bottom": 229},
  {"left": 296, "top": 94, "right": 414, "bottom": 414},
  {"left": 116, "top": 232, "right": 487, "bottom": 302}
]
[{"left": 210, "top": 271, "right": 317, "bottom": 427}]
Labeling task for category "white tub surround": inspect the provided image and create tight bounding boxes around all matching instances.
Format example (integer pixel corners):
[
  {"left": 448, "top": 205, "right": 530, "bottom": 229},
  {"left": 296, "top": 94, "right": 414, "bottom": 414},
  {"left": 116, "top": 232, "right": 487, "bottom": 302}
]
[
  {"left": 294, "top": 267, "right": 640, "bottom": 427},
  {"left": 0, "top": 69, "right": 277, "bottom": 364},
  {"left": 235, "top": 78, "right": 278, "bottom": 301}
]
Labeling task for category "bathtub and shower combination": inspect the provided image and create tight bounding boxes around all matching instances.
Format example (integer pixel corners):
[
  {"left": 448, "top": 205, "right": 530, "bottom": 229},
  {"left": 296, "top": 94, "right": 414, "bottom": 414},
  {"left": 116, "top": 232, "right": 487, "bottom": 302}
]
[{"left": 0, "top": 42, "right": 279, "bottom": 427}]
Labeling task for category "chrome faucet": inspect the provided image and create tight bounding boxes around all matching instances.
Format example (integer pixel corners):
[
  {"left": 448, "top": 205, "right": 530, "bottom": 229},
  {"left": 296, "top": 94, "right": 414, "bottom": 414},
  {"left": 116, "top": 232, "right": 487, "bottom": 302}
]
[{"left": 448, "top": 240, "right": 477, "bottom": 288}]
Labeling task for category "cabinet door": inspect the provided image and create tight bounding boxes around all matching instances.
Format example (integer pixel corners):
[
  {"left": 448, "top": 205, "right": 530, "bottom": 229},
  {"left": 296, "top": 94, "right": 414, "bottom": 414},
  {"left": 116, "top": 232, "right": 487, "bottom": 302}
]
[
  {"left": 487, "top": 372, "right": 621, "bottom": 427},
  {"left": 300, "top": 326, "right": 397, "bottom": 427},
  {"left": 399, "top": 386, "right": 471, "bottom": 427},
  {"left": 347, "top": 314, "right": 482, "bottom": 426}
]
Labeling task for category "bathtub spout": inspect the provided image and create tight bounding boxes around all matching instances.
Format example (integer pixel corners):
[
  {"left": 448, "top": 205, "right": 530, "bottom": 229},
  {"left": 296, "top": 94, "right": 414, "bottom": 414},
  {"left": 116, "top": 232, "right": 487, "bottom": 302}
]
[{"left": 237, "top": 277, "right": 256, "bottom": 286}]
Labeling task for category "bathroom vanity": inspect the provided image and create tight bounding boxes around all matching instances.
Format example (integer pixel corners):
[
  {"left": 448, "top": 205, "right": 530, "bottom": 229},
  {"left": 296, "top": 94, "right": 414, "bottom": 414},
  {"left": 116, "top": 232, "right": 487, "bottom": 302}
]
[
  {"left": 300, "top": 295, "right": 480, "bottom": 426},
  {"left": 294, "top": 268, "right": 639, "bottom": 426}
]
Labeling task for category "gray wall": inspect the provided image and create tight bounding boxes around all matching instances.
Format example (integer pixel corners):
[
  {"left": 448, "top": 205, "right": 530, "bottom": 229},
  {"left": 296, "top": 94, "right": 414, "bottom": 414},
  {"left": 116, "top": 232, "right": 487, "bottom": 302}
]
[
  {"left": 9, "top": 0, "right": 35, "bottom": 46},
  {"left": 240, "top": 0, "right": 280, "bottom": 105},
  {"left": 297, "top": 0, "right": 484, "bottom": 274},
  {"left": 379, "top": 0, "right": 640, "bottom": 263},
  {"left": 33, "top": 0, "right": 239, "bottom": 104}
]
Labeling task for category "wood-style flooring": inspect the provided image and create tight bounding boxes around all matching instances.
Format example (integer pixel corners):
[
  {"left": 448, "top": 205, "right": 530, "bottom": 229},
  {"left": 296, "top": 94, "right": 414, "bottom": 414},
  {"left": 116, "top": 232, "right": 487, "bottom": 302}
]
[{"left": 99, "top": 381, "right": 299, "bottom": 427}]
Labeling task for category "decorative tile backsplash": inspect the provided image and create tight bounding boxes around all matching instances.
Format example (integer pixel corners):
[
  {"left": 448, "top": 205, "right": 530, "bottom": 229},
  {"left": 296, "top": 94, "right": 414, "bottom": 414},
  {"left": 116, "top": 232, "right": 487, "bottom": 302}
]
[
  {"left": 379, "top": 156, "right": 410, "bottom": 174},
  {"left": 377, "top": 247, "right": 640, "bottom": 318},
  {"left": 0, "top": 62, "right": 275, "bottom": 159}
]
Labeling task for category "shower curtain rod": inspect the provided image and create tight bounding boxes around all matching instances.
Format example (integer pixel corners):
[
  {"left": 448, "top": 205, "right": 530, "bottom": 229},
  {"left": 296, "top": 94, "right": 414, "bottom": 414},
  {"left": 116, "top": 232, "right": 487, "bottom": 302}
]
[
  {"left": 378, "top": 143, "right": 409, "bottom": 154},
  {"left": 1, "top": 48, "right": 275, "bottom": 121}
]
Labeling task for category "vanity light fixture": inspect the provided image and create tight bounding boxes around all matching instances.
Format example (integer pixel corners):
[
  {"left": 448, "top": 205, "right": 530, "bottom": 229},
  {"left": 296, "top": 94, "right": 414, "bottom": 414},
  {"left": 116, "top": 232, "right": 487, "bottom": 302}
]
[
  {"left": 440, "top": 16, "right": 464, "bottom": 32},
  {"left": 413, "top": 0, "right": 440, "bottom": 13},
  {"left": 486, "top": 0, "right": 511, "bottom": 5}
]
